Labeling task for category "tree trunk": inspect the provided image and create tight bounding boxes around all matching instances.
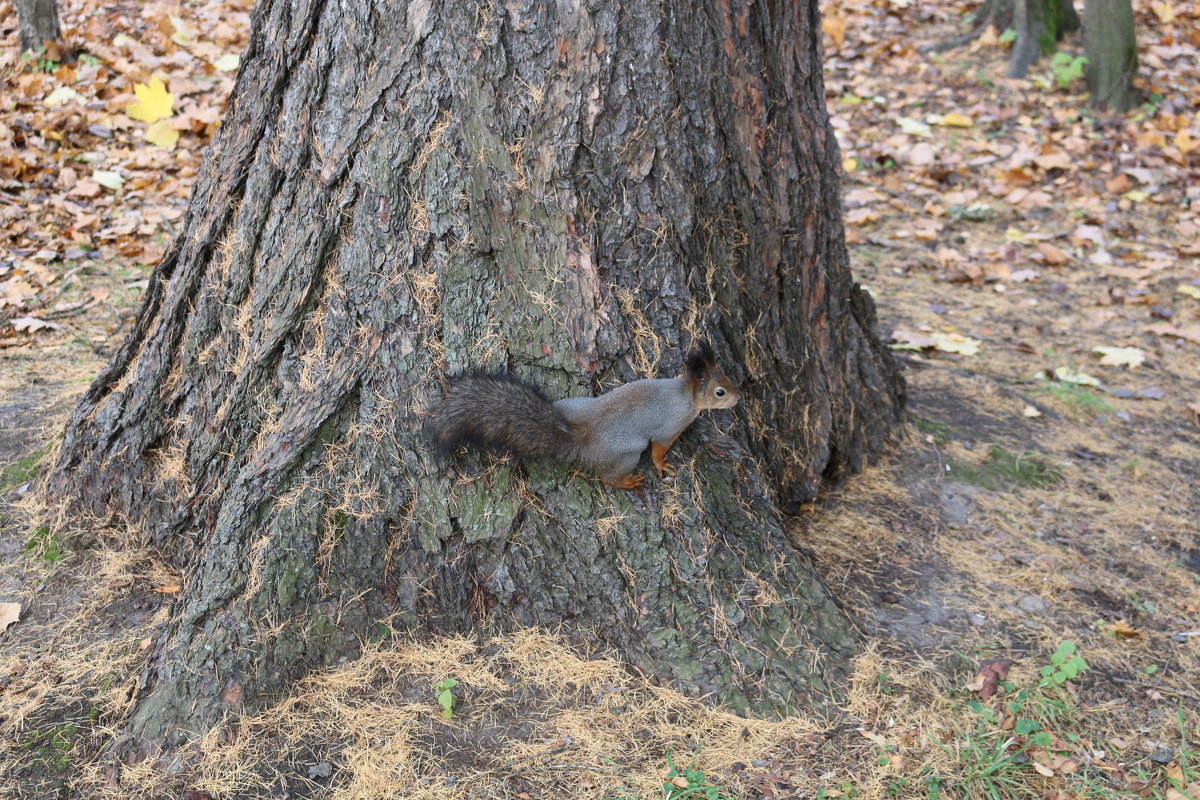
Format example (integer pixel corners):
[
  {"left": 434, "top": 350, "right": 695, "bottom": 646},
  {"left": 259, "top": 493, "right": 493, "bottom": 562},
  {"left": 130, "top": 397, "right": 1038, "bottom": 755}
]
[
  {"left": 1009, "top": 0, "right": 1080, "bottom": 77},
  {"left": 45, "top": 0, "right": 904, "bottom": 763},
  {"left": 924, "top": 0, "right": 1015, "bottom": 54},
  {"left": 14, "top": 0, "right": 61, "bottom": 54},
  {"left": 1084, "top": 0, "right": 1139, "bottom": 111}
]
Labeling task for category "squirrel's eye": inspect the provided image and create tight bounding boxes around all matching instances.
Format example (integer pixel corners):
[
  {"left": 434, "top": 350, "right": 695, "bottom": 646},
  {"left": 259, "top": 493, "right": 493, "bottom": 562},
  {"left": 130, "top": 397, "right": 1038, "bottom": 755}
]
[{"left": 715, "top": 388, "right": 726, "bottom": 397}]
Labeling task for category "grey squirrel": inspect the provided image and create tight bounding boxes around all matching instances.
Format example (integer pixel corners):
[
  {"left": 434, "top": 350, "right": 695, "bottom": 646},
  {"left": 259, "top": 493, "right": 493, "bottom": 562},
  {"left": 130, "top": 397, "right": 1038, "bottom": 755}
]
[{"left": 427, "top": 342, "right": 739, "bottom": 489}]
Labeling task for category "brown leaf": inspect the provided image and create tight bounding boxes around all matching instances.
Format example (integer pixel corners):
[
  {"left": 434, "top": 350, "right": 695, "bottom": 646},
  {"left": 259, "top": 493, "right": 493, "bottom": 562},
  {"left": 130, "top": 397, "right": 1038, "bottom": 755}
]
[
  {"left": 0, "top": 602, "right": 21, "bottom": 633},
  {"left": 153, "top": 581, "right": 181, "bottom": 594},
  {"left": 1105, "top": 174, "right": 1132, "bottom": 194},
  {"left": 968, "top": 658, "right": 1012, "bottom": 699},
  {"left": 1148, "top": 323, "right": 1200, "bottom": 345}
]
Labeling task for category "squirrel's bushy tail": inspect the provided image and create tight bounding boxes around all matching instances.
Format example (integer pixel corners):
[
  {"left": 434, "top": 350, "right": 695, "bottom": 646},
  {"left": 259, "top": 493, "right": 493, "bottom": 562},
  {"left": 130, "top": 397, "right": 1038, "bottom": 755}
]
[{"left": 427, "top": 373, "right": 576, "bottom": 460}]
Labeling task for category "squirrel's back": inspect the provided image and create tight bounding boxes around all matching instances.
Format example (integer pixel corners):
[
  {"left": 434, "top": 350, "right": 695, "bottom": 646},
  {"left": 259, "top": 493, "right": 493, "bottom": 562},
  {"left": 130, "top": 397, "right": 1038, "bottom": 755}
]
[{"left": 427, "top": 373, "right": 577, "bottom": 460}]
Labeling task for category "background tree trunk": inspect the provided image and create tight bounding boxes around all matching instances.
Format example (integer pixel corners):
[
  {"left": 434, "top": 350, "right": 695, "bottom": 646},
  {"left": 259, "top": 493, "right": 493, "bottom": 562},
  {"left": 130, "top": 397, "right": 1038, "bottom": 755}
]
[
  {"left": 45, "top": 0, "right": 904, "bottom": 759},
  {"left": 1008, "top": 0, "right": 1080, "bottom": 77},
  {"left": 1084, "top": 0, "right": 1139, "bottom": 110},
  {"left": 14, "top": 0, "right": 61, "bottom": 54}
]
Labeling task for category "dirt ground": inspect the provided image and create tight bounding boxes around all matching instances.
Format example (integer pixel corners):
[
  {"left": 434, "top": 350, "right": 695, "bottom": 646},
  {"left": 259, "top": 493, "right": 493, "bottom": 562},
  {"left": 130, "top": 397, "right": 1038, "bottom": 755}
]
[{"left": 2, "top": 0, "right": 1199, "bottom": 797}]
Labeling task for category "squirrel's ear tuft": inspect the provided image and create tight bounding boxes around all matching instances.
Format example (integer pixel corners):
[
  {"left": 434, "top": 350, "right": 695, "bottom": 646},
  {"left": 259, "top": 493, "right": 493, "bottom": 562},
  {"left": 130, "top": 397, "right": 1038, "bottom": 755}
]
[{"left": 685, "top": 340, "right": 717, "bottom": 379}]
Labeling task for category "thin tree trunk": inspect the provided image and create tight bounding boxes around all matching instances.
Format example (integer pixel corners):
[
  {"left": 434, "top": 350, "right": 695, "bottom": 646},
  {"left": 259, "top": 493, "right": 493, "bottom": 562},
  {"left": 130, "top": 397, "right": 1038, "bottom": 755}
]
[
  {"left": 44, "top": 0, "right": 904, "bottom": 765},
  {"left": 1008, "top": 0, "right": 1080, "bottom": 77},
  {"left": 1084, "top": 0, "right": 1139, "bottom": 110},
  {"left": 14, "top": 0, "right": 61, "bottom": 54}
]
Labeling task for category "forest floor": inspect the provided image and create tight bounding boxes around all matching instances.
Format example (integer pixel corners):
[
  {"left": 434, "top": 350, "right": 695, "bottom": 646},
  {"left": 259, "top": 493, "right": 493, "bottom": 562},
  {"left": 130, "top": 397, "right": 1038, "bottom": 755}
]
[{"left": 1, "top": 0, "right": 1199, "bottom": 798}]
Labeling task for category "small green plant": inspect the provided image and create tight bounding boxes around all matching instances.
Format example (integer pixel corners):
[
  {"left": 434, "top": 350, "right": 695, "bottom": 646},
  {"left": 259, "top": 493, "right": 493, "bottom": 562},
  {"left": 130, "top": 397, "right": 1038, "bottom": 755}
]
[
  {"left": 998, "top": 28, "right": 1018, "bottom": 45},
  {"left": 434, "top": 678, "right": 457, "bottom": 719},
  {"left": 1049, "top": 52, "right": 1087, "bottom": 89},
  {"left": 78, "top": 53, "right": 101, "bottom": 67},
  {"left": 817, "top": 780, "right": 857, "bottom": 800},
  {"left": 19, "top": 48, "right": 60, "bottom": 73},
  {"left": 935, "top": 642, "right": 1093, "bottom": 797},
  {"left": 24, "top": 526, "right": 69, "bottom": 564},
  {"left": 1128, "top": 592, "right": 1157, "bottom": 615},
  {"left": 1038, "top": 640, "right": 1089, "bottom": 688},
  {"left": 663, "top": 748, "right": 734, "bottom": 800}
]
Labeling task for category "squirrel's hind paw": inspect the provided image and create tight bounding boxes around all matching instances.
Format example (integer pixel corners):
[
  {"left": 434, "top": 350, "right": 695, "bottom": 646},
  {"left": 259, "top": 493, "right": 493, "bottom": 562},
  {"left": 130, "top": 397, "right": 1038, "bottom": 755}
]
[{"left": 607, "top": 473, "right": 646, "bottom": 490}]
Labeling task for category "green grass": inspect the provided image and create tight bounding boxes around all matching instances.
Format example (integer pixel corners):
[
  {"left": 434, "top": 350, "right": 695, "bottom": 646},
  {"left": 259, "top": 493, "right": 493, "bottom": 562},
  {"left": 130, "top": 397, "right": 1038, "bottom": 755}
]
[
  {"left": 24, "top": 525, "right": 70, "bottom": 564},
  {"left": 1033, "top": 380, "right": 1119, "bottom": 420},
  {"left": 914, "top": 418, "right": 955, "bottom": 444},
  {"left": 22, "top": 724, "right": 77, "bottom": 773},
  {"left": 0, "top": 444, "right": 48, "bottom": 491},
  {"left": 947, "top": 447, "right": 1062, "bottom": 490}
]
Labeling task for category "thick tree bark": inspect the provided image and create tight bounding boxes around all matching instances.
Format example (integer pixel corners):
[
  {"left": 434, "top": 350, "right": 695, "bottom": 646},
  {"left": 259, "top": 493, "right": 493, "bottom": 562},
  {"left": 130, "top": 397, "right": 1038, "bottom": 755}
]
[
  {"left": 14, "top": 0, "right": 61, "bottom": 53},
  {"left": 45, "top": 0, "right": 904, "bottom": 762},
  {"left": 1009, "top": 0, "right": 1080, "bottom": 77},
  {"left": 1084, "top": 0, "right": 1139, "bottom": 111}
]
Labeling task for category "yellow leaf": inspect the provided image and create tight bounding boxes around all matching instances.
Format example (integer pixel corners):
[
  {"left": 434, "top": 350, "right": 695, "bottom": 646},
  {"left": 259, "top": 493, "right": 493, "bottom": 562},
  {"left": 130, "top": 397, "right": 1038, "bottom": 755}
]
[
  {"left": 169, "top": 14, "right": 198, "bottom": 47},
  {"left": 145, "top": 119, "right": 180, "bottom": 149},
  {"left": 1179, "top": 285, "right": 1200, "bottom": 299},
  {"left": 214, "top": 53, "right": 241, "bottom": 72},
  {"left": 1107, "top": 619, "right": 1140, "bottom": 638},
  {"left": 940, "top": 112, "right": 974, "bottom": 128},
  {"left": 1053, "top": 366, "right": 1099, "bottom": 386},
  {"left": 44, "top": 86, "right": 81, "bottom": 107},
  {"left": 1152, "top": 1, "right": 1176, "bottom": 22},
  {"left": 1032, "top": 761, "right": 1055, "bottom": 777},
  {"left": 93, "top": 170, "right": 125, "bottom": 190},
  {"left": 1092, "top": 346, "right": 1145, "bottom": 367},
  {"left": 127, "top": 77, "right": 174, "bottom": 124},
  {"left": 1176, "top": 128, "right": 1199, "bottom": 155},
  {"left": 933, "top": 333, "right": 981, "bottom": 356},
  {"left": 822, "top": 14, "right": 846, "bottom": 47},
  {"left": 842, "top": 157, "right": 858, "bottom": 173},
  {"left": 1121, "top": 189, "right": 1149, "bottom": 203}
]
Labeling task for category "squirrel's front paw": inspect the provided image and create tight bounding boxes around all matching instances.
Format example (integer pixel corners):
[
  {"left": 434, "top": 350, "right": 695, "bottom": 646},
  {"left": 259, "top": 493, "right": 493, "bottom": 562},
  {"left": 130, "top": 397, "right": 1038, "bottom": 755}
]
[{"left": 655, "top": 461, "right": 676, "bottom": 478}]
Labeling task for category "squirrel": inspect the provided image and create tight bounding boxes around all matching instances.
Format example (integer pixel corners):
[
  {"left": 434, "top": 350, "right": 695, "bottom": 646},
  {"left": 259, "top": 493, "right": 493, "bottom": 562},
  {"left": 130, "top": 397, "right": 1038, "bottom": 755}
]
[{"left": 427, "top": 342, "right": 739, "bottom": 489}]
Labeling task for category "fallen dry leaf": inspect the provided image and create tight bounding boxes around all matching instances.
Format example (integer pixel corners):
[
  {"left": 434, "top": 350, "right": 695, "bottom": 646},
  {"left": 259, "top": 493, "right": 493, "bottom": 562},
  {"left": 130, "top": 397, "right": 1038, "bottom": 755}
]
[
  {"left": 1148, "top": 323, "right": 1200, "bottom": 345},
  {"left": 1093, "top": 346, "right": 1146, "bottom": 367},
  {"left": 127, "top": 77, "right": 175, "bottom": 123},
  {"left": 967, "top": 658, "right": 1012, "bottom": 700},
  {"left": 9, "top": 316, "right": 62, "bottom": 333},
  {"left": 1053, "top": 367, "right": 1100, "bottom": 386},
  {"left": 1108, "top": 620, "right": 1141, "bottom": 638},
  {"left": 0, "top": 602, "right": 20, "bottom": 633}
]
